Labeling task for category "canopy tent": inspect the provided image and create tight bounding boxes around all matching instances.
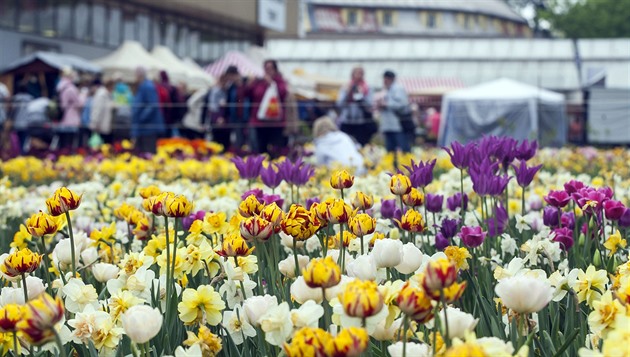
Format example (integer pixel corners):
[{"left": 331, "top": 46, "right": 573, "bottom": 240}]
[
  {"left": 151, "top": 47, "right": 214, "bottom": 90},
  {"left": 205, "top": 51, "right": 264, "bottom": 78},
  {"left": 439, "top": 78, "right": 567, "bottom": 147},
  {"left": 287, "top": 68, "right": 344, "bottom": 100},
  {"left": 182, "top": 57, "right": 215, "bottom": 90},
  {"left": 399, "top": 77, "right": 465, "bottom": 96},
  {"left": 92, "top": 41, "right": 165, "bottom": 81}
]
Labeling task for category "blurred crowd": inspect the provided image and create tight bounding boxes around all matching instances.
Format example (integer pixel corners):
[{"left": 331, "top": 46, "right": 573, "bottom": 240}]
[{"left": 0, "top": 61, "right": 441, "bottom": 164}]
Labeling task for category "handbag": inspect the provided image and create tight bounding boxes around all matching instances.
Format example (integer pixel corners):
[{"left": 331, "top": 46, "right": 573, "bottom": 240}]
[
  {"left": 395, "top": 107, "right": 415, "bottom": 132},
  {"left": 257, "top": 82, "right": 282, "bottom": 121}
]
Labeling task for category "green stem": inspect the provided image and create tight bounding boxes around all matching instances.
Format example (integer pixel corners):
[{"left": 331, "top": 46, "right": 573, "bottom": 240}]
[
  {"left": 441, "top": 290, "right": 451, "bottom": 347},
  {"left": 171, "top": 218, "right": 179, "bottom": 295},
  {"left": 53, "top": 329, "right": 67, "bottom": 357},
  {"left": 39, "top": 236, "right": 52, "bottom": 294},
  {"left": 21, "top": 273, "right": 28, "bottom": 303},
  {"left": 460, "top": 168, "right": 465, "bottom": 224},
  {"left": 402, "top": 314, "right": 409, "bottom": 357},
  {"left": 12, "top": 331, "right": 18, "bottom": 356},
  {"left": 163, "top": 216, "right": 171, "bottom": 323},
  {"left": 322, "top": 288, "right": 330, "bottom": 330},
  {"left": 293, "top": 238, "right": 300, "bottom": 278},
  {"left": 360, "top": 235, "right": 364, "bottom": 255},
  {"left": 65, "top": 211, "right": 76, "bottom": 277},
  {"left": 521, "top": 186, "right": 526, "bottom": 216}
]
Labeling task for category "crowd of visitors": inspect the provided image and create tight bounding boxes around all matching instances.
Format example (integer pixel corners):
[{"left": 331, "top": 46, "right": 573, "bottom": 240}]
[{"left": 0, "top": 62, "right": 441, "bottom": 161}]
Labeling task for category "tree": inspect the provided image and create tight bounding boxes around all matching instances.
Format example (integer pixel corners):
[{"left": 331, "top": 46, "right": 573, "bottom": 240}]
[{"left": 538, "top": 0, "right": 630, "bottom": 38}]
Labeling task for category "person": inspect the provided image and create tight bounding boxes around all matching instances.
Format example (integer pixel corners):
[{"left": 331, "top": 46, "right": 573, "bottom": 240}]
[
  {"left": 242, "top": 59, "right": 288, "bottom": 156},
  {"left": 223, "top": 66, "right": 246, "bottom": 149},
  {"left": 0, "top": 82, "right": 9, "bottom": 127},
  {"left": 80, "top": 81, "right": 96, "bottom": 147},
  {"left": 132, "top": 66, "right": 165, "bottom": 154},
  {"left": 425, "top": 107, "right": 441, "bottom": 142},
  {"left": 111, "top": 74, "right": 133, "bottom": 142},
  {"left": 155, "top": 71, "right": 183, "bottom": 137},
  {"left": 205, "top": 74, "right": 230, "bottom": 149},
  {"left": 336, "top": 66, "right": 375, "bottom": 146},
  {"left": 56, "top": 67, "right": 83, "bottom": 148},
  {"left": 90, "top": 78, "right": 114, "bottom": 144},
  {"left": 313, "top": 116, "right": 365, "bottom": 174},
  {"left": 10, "top": 83, "right": 34, "bottom": 152},
  {"left": 181, "top": 87, "right": 209, "bottom": 140},
  {"left": 377, "top": 70, "right": 411, "bottom": 153}
]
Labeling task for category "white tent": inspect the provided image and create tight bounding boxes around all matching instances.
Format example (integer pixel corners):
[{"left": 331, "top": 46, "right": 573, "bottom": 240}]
[
  {"left": 439, "top": 78, "right": 567, "bottom": 147},
  {"left": 182, "top": 57, "right": 215, "bottom": 90},
  {"left": 151, "top": 47, "right": 214, "bottom": 90},
  {"left": 92, "top": 41, "right": 165, "bottom": 80}
]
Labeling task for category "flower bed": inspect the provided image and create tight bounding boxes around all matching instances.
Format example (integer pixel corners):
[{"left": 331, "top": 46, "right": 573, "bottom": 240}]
[{"left": 0, "top": 137, "right": 628, "bottom": 356}]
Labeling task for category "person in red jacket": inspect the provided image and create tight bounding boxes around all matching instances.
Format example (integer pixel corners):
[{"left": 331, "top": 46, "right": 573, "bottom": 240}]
[{"left": 241, "top": 60, "right": 288, "bottom": 156}]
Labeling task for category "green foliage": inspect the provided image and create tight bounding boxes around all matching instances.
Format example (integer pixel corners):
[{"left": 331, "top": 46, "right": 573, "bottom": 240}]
[{"left": 540, "top": 0, "right": 630, "bottom": 38}]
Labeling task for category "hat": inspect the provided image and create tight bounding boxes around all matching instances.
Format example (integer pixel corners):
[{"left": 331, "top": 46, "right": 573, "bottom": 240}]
[
  {"left": 226, "top": 65, "right": 239, "bottom": 75},
  {"left": 383, "top": 70, "right": 396, "bottom": 79}
]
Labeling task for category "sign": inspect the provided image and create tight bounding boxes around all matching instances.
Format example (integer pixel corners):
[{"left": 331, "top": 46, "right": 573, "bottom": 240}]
[{"left": 258, "top": 0, "right": 286, "bottom": 32}]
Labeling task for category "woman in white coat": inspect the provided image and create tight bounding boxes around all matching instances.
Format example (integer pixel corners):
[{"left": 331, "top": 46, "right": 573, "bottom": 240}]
[
  {"left": 89, "top": 78, "right": 114, "bottom": 143},
  {"left": 313, "top": 116, "right": 365, "bottom": 174}
]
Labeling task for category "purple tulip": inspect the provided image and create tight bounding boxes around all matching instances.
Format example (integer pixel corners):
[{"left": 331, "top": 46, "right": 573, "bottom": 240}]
[
  {"left": 241, "top": 188, "right": 264, "bottom": 201},
  {"left": 260, "top": 164, "right": 283, "bottom": 189},
  {"left": 435, "top": 233, "right": 450, "bottom": 250},
  {"left": 514, "top": 139, "right": 538, "bottom": 161},
  {"left": 618, "top": 208, "right": 630, "bottom": 227},
  {"left": 563, "top": 180, "right": 585, "bottom": 195},
  {"left": 604, "top": 200, "right": 626, "bottom": 221},
  {"left": 403, "top": 159, "right": 436, "bottom": 188},
  {"left": 182, "top": 210, "right": 207, "bottom": 231},
  {"left": 262, "top": 194, "right": 284, "bottom": 207},
  {"left": 512, "top": 160, "right": 542, "bottom": 188},
  {"left": 561, "top": 212, "right": 575, "bottom": 230},
  {"left": 544, "top": 190, "right": 571, "bottom": 208},
  {"left": 543, "top": 206, "right": 560, "bottom": 227},
  {"left": 447, "top": 193, "right": 468, "bottom": 212},
  {"left": 440, "top": 218, "right": 460, "bottom": 239},
  {"left": 425, "top": 194, "right": 444, "bottom": 213},
  {"left": 572, "top": 187, "right": 607, "bottom": 215},
  {"left": 494, "top": 136, "right": 517, "bottom": 169},
  {"left": 277, "top": 158, "right": 315, "bottom": 186},
  {"left": 552, "top": 227, "right": 574, "bottom": 250},
  {"left": 305, "top": 197, "right": 320, "bottom": 210},
  {"left": 443, "top": 141, "right": 471, "bottom": 170},
  {"left": 487, "top": 204, "right": 508, "bottom": 236},
  {"left": 380, "top": 199, "right": 397, "bottom": 219},
  {"left": 232, "top": 155, "right": 265, "bottom": 180},
  {"left": 459, "top": 226, "right": 487, "bottom": 248}
]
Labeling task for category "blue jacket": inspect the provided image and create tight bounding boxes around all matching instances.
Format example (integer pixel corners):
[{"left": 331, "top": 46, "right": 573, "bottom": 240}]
[{"left": 132, "top": 79, "right": 165, "bottom": 138}]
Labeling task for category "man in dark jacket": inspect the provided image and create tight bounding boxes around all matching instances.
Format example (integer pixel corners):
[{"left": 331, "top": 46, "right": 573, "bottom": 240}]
[{"left": 132, "top": 67, "right": 165, "bottom": 154}]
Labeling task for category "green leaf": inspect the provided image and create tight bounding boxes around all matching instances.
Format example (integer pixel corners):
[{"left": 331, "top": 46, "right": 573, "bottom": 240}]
[{"left": 553, "top": 329, "right": 580, "bottom": 357}]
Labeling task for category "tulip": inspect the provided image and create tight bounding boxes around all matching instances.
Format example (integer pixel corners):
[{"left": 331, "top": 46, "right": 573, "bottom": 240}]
[
  {"left": 260, "top": 163, "right": 283, "bottom": 189},
  {"left": 459, "top": 226, "right": 487, "bottom": 248},
  {"left": 425, "top": 193, "right": 444, "bottom": 213},
  {"left": 92, "top": 263, "right": 120, "bottom": 283},
  {"left": 17, "top": 293, "right": 64, "bottom": 345},
  {"left": 543, "top": 206, "right": 560, "bottom": 227},
  {"left": 388, "top": 342, "right": 431, "bottom": 357},
  {"left": 435, "top": 233, "right": 450, "bottom": 251},
  {"left": 305, "top": 197, "right": 320, "bottom": 210},
  {"left": 443, "top": 141, "right": 471, "bottom": 170},
  {"left": 260, "top": 202, "right": 285, "bottom": 232},
  {"left": 439, "top": 307, "right": 478, "bottom": 339},
  {"left": 2, "top": 248, "right": 41, "bottom": 278},
  {"left": 278, "top": 255, "right": 310, "bottom": 278},
  {"left": 380, "top": 199, "right": 397, "bottom": 219},
  {"left": 277, "top": 158, "right": 315, "bottom": 186},
  {"left": 232, "top": 155, "right": 264, "bottom": 180},
  {"left": 346, "top": 255, "right": 377, "bottom": 281},
  {"left": 0, "top": 304, "right": 23, "bottom": 332},
  {"left": 53, "top": 238, "right": 80, "bottom": 266},
  {"left": 396, "top": 209, "right": 425, "bottom": 233},
  {"left": 138, "top": 185, "right": 161, "bottom": 199},
  {"left": 351, "top": 191, "right": 374, "bottom": 211},
  {"left": 348, "top": 213, "right": 376, "bottom": 237},
  {"left": 440, "top": 218, "right": 460, "bottom": 239},
  {"left": 122, "top": 305, "right": 163, "bottom": 344},
  {"left": 290, "top": 276, "right": 323, "bottom": 304},
  {"left": 243, "top": 295, "right": 279, "bottom": 326},
  {"left": 422, "top": 257, "right": 458, "bottom": 295},
  {"left": 240, "top": 216, "right": 274, "bottom": 242},
  {"left": 338, "top": 280, "right": 384, "bottom": 318},
  {"left": 495, "top": 276, "right": 553, "bottom": 314},
  {"left": 371, "top": 239, "right": 404, "bottom": 268},
  {"left": 390, "top": 174, "right": 412, "bottom": 196},
  {"left": 325, "top": 199, "right": 353, "bottom": 224},
  {"left": 563, "top": 180, "right": 584, "bottom": 195},
  {"left": 544, "top": 190, "right": 571, "bottom": 208},
  {"left": 402, "top": 188, "right": 424, "bottom": 207},
  {"left": 512, "top": 160, "right": 542, "bottom": 188},
  {"left": 403, "top": 159, "right": 436, "bottom": 188},
  {"left": 163, "top": 194, "right": 194, "bottom": 218},
  {"left": 303, "top": 256, "right": 341, "bottom": 289},
  {"left": 238, "top": 194, "right": 264, "bottom": 218},
  {"left": 281, "top": 204, "right": 321, "bottom": 241},
  {"left": 395, "top": 243, "right": 423, "bottom": 274},
  {"left": 330, "top": 169, "right": 354, "bottom": 190},
  {"left": 552, "top": 227, "right": 574, "bottom": 250},
  {"left": 45, "top": 187, "right": 82, "bottom": 216},
  {"left": 283, "top": 327, "right": 332, "bottom": 357},
  {"left": 25, "top": 211, "right": 59, "bottom": 237},
  {"left": 328, "top": 327, "right": 369, "bottom": 356},
  {"left": 604, "top": 200, "right": 626, "bottom": 221},
  {"left": 396, "top": 282, "right": 433, "bottom": 322},
  {"left": 215, "top": 234, "right": 255, "bottom": 258},
  {"left": 446, "top": 193, "right": 468, "bottom": 212}
]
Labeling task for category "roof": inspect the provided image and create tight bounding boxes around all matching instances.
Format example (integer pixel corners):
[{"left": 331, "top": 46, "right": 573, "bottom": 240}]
[
  {"left": 445, "top": 78, "right": 564, "bottom": 102},
  {"left": 307, "top": 0, "right": 526, "bottom": 22},
  {"left": 266, "top": 38, "right": 630, "bottom": 90},
  {"left": 399, "top": 77, "right": 465, "bottom": 95},
  {"left": 205, "top": 51, "right": 264, "bottom": 78},
  {"left": 2, "top": 52, "right": 101, "bottom": 74},
  {"left": 92, "top": 41, "right": 166, "bottom": 79}
]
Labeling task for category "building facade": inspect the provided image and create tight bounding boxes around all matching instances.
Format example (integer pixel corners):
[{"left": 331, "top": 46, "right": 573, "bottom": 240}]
[
  {"left": 301, "top": 0, "right": 531, "bottom": 38},
  {"left": 0, "top": 0, "right": 265, "bottom": 68}
]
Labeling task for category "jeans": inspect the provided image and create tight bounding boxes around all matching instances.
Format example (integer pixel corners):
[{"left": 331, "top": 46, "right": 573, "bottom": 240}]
[{"left": 384, "top": 131, "right": 410, "bottom": 153}]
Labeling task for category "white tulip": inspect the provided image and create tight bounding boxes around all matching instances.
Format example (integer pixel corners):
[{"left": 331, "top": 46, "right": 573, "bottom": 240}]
[
  {"left": 0, "top": 287, "right": 24, "bottom": 306},
  {"left": 92, "top": 263, "right": 120, "bottom": 283},
  {"left": 80, "top": 247, "right": 99, "bottom": 266},
  {"left": 325, "top": 249, "right": 354, "bottom": 271},
  {"left": 290, "top": 276, "right": 323, "bottom": 304},
  {"left": 371, "top": 239, "right": 403, "bottom": 268},
  {"left": 324, "top": 275, "right": 354, "bottom": 301},
  {"left": 243, "top": 295, "right": 278, "bottom": 327},
  {"left": 259, "top": 302, "right": 293, "bottom": 346},
  {"left": 24, "top": 276, "right": 46, "bottom": 300},
  {"left": 290, "top": 300, "right": 324, "bottom": 328},
  {"left": 346, "top": 255, "right": 377, "bottom": 280},
  {"left": 122, "top": 305, "right": 163, "bottom": 343},
  {"left": 495, "top": 276, "right": 553, "bottom": 314},
  {"left": 53, "top": 238, "right": 80, "bottom": 265},
  {"left": 394, "top": 243, "right": 423, "bottom": 274},
  {"left": 440, "top": 307, "right": 478, "bottom": 339},
  {"left": 387, "top": 341, "right": 431, "bottom": 357},
  {"left": 278, "top": 255, "right": 310, "bottom": 278}
]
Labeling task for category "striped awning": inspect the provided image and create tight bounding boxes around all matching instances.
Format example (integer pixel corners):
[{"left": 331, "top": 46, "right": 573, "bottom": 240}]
[
  {"left": 205, "top": 51, "right": 264, "bottom": 78},
  {"left": 399, "top": 77, "right": 465, "bottom": 96}
]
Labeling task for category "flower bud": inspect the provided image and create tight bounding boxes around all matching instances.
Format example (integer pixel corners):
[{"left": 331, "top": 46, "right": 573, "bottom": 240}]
[
  {"left": 278, "top": 255, "right": 310, "bottom": 278},
  {"left": 338, "top": 280, "right": 384, "bottom": 318},
  {"left": 92, "top": 263, "right": 120, "bottom": 283},
  {"left": 163, "top": 194, "right": 194, "bottom": 218},
  {"left": 396, "top": 209, "right": 425, "bottom": 233},
  {"left": 238, "top": 194, "right": 263, "bottom": 218},
  {"left": 422, "top": 257, "right": 458, "bottom": 295},
  {"left": 260, "top": 203, "right": 285, "bottom": 232},
  {"left": 402, "top": 188, "right": 424, "bottom": 207},
  {"left": 395, "top": 243, "right": 423, "bottom": 274},
  {"left": 2, "top": 248, "right": 42, "bottom": 277},
  {"left": 122, "top": 305, "right": 163, "bottom": 343},
  {"left": 396, "top": 282, "right": 433, "bottom": 322},
  {"left": 330, "top": 170, "right": 354, "bottom": 190},
  {"left": 390, "top": 174, "right": 412, "bottom": 196},
  {"left": 46, "top": 187, "right": 82, "bottom": 216},
  {"left": 371, "top": 239, "right": 404, "bottom": 268},
  {"left": 348, "top": 213, "right": 376, "bottom": 237},
  {"left": 351, "top": 192, "right": 374, "bottom": 211},
  {"left": 303, "top": 256, "right": 341, "bottom": 289},
  {"left": 240, "top": 216, "right": 274, "bottom": 242},
  {"left": 25, "top": 211, "right": 59, "bottom": 237}
]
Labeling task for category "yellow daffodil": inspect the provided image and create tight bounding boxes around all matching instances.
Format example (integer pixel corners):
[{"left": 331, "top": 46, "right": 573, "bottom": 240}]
[
  {"left": 444, "top": 246, "right": 472, "bottom": 271},
  {"left": 604, "top": 230, "right": 627, "bottom": 256},
  {"left": 575, "top": 265, "right": 609, "bottom": 307},
  {"left": 587, "top": 290, "right": 626, "bottom": 337},
  {"left": 178, "top": 285, "right": 225, "bottom": 325},
  {"left": 183, "top": 325, "right": 223, "bottom": 356}
]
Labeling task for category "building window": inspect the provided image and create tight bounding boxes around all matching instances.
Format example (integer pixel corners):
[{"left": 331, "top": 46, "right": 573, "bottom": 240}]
[
  {"left": 427, "top": 12, "right": 437, "bottom": 28},
  {"left": 92, "top": 4, "right": 106, "bottom": 45},
  {"left": 74, "top": 2, "right": 90, "bottom": 41},
  {"left": 479, "top": 15, "right": 488, "bottom": 30},
  {"left": 39, "top": 0, "right": 55, "bottom": 37},
  {"left": 107, "top": 7, "right": 121, "bottom": 46},
  {"left": 382, "top": 10, "right": 393, "bottom": 26},
  {"left": 18, "top": 0, "right": 37, "bottom": 33},
  {"left": 0, "top": 0, "right": 18, "bottom": 29},
  {"left": 57, "top": 1, "right": 72, "bottom": 37},
  {"left": 347, "top": 9, "right": 358, "bottom": 26}
]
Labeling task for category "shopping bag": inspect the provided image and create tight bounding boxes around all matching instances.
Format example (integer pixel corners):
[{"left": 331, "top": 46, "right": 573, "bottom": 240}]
[{"left": 257, "top": 82, "right": 282, "bottom": 121}]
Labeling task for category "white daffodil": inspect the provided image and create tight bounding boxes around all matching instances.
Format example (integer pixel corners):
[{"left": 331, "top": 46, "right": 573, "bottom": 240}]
[
  {"left": 290, "top": 300, "right": 324, "bottom": 329},
  {"left": 259, "top": 302, "right": 293, "bottom": 346},
  {"left": 223, "top": 305, "right": 256, "bottom": 345},
  {"left": 62, "top": 278, "right": 99, "bottom": 314}
]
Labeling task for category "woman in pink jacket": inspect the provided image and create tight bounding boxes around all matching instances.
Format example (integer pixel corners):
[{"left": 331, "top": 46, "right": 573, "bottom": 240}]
[{"left": 56, "top": 68, "right": 83, "bottom": 148}]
